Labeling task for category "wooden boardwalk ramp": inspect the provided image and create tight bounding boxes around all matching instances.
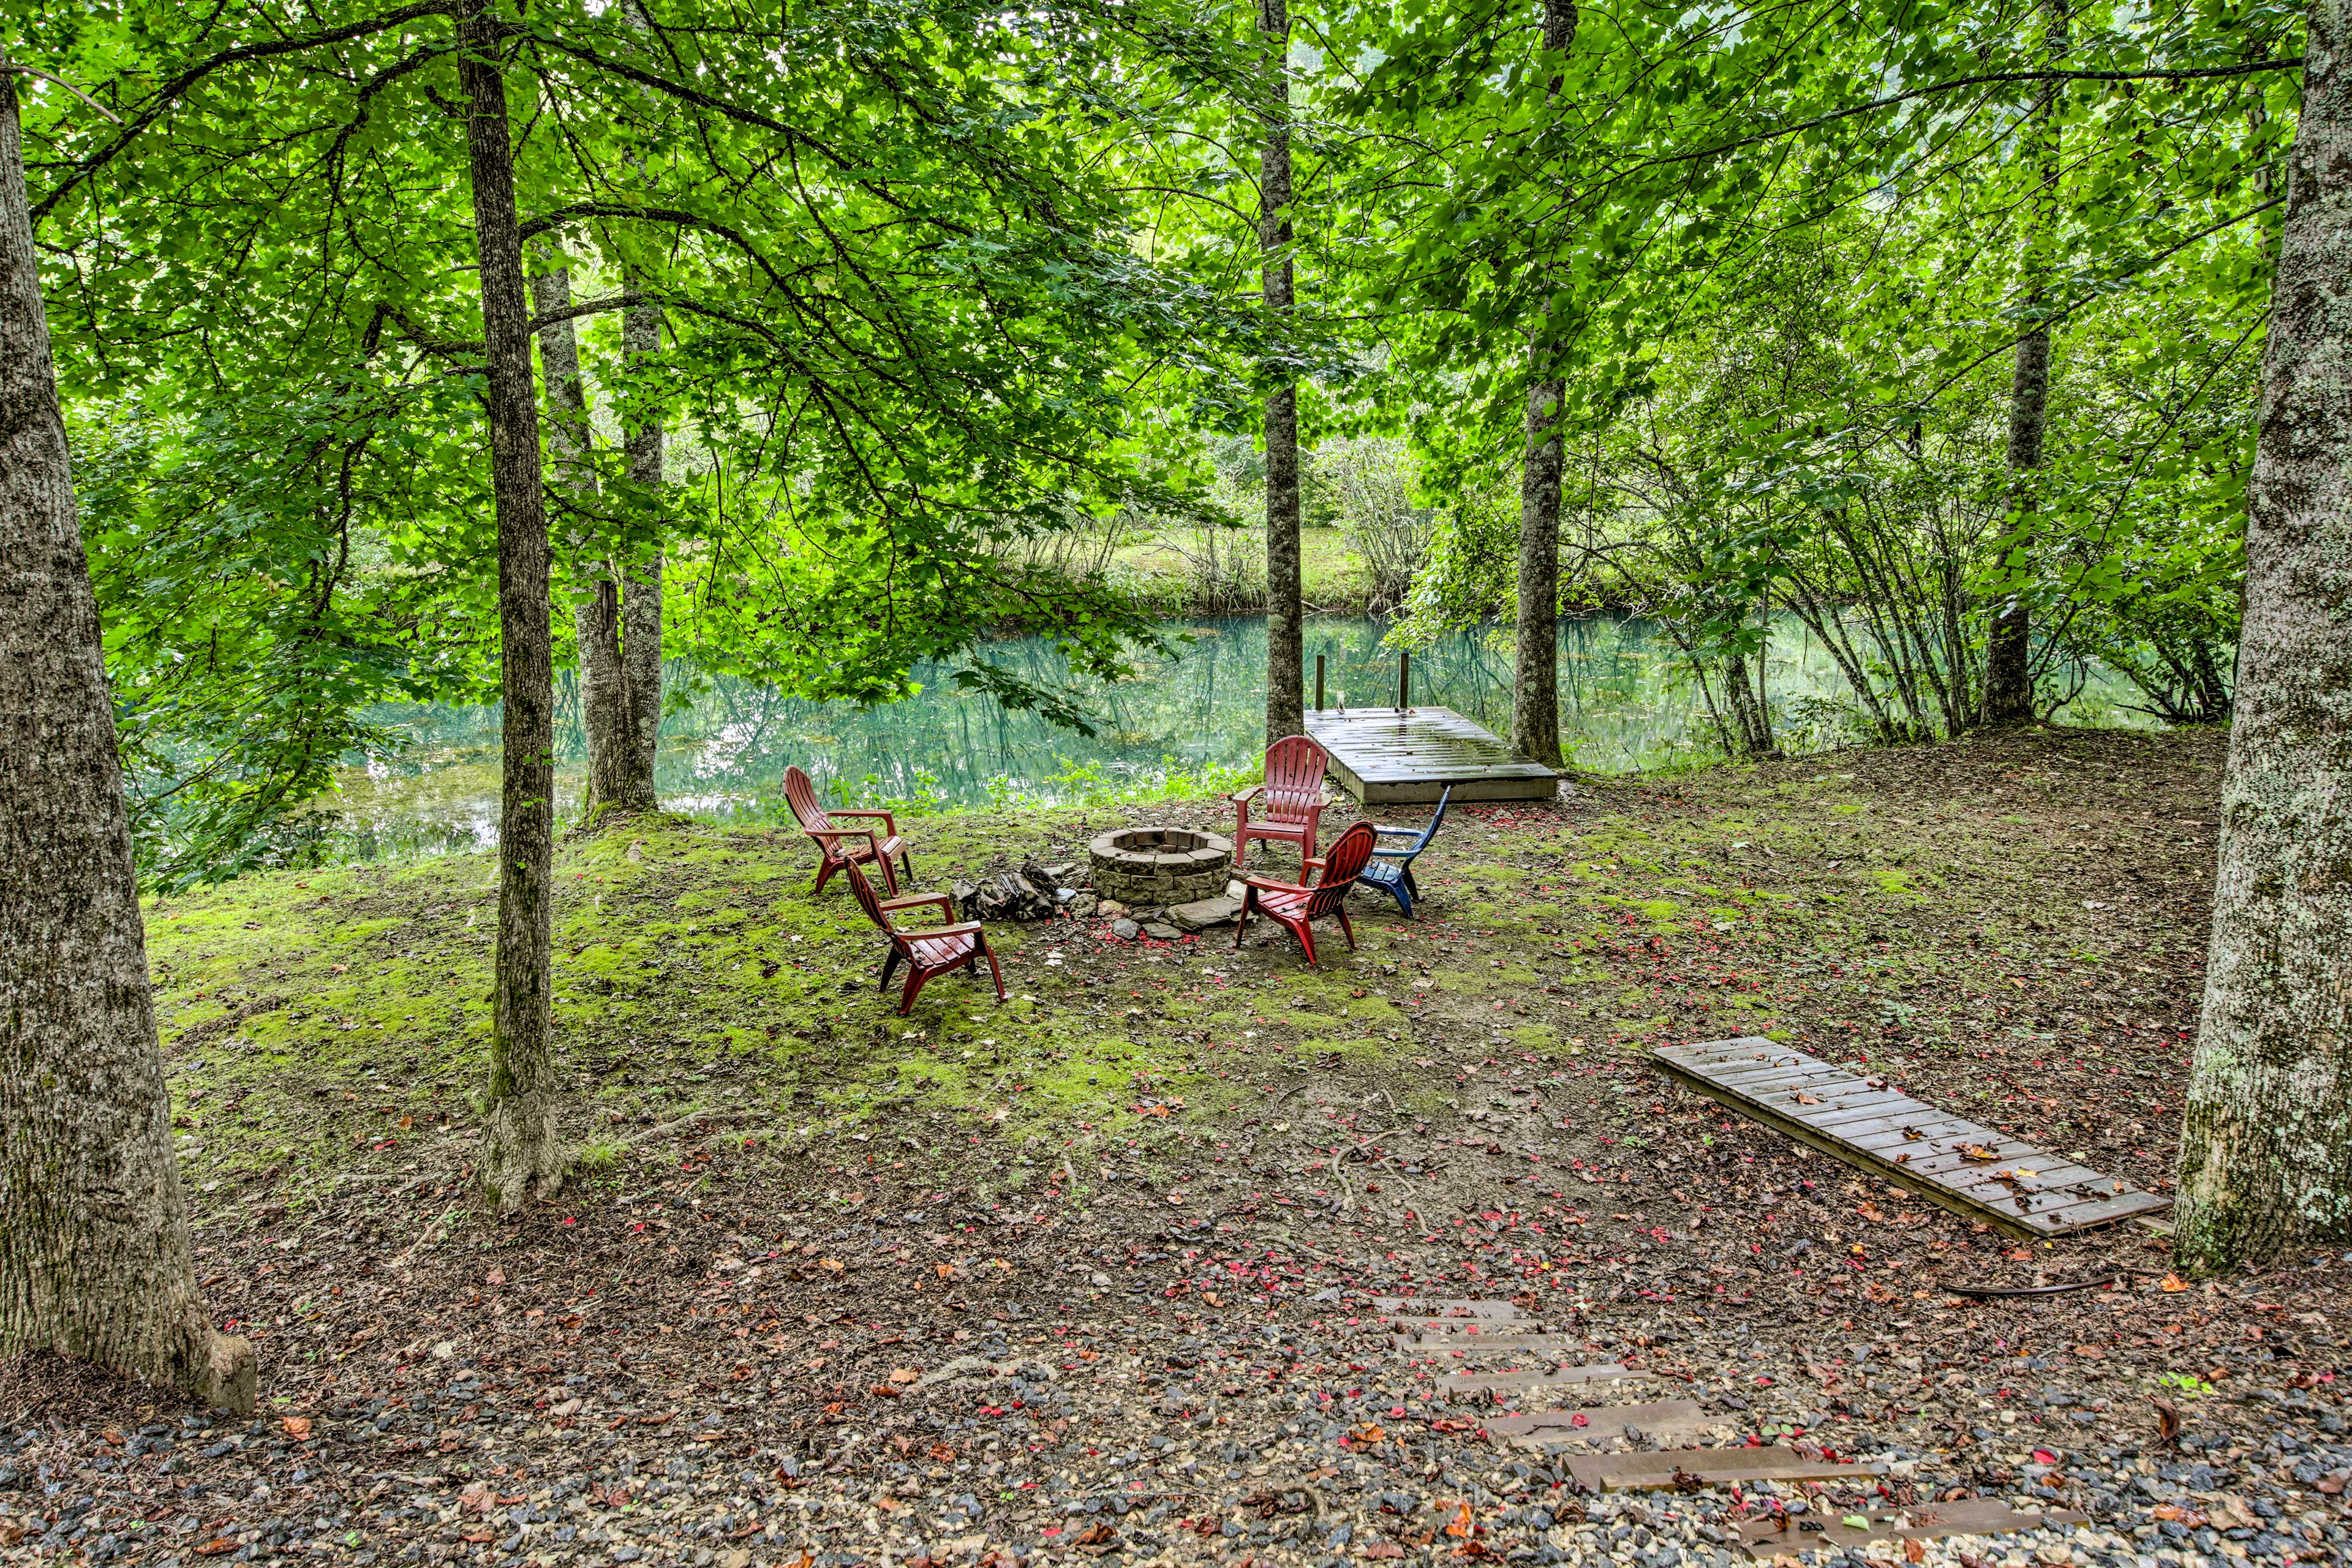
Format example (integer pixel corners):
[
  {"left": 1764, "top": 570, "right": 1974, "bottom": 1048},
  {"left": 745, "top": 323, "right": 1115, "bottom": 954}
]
[
  {"left": 1653, "top": 1036, "right": 2172, "bottom": 1239},
  {"left": 1305, "top": 707, "right": 1558, "bottom": 805}
]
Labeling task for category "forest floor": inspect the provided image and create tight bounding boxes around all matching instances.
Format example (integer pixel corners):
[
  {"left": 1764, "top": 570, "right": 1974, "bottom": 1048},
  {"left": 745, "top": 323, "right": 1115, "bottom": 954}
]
[{"left": 6, "top": 725, "right": 2347, "bottom": 1568}]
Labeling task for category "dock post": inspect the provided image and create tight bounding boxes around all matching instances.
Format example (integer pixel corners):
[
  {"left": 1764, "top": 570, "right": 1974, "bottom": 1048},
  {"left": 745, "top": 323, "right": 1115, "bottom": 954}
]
[
  {"left": 1314, "top": 655, "right": 1325, "bottom": 712},
  {"left": 1397, "top": 650, "right": 1411, "bottom": 711}
]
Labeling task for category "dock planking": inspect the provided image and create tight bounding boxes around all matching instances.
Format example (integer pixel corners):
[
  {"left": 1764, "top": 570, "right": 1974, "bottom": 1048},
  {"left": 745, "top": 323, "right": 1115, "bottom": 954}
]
[
  {"left": 1653, "top": 1036, "right": 2171, "bottom": 1239},
  {"left": 1303, "top": 707, "right": 1558, "bottom": 805}
]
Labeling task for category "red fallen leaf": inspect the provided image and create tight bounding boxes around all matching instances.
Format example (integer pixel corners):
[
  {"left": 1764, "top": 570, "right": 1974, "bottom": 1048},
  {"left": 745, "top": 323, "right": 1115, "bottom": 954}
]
[
  {"left": 2031, "top": 1448, "right": 2059, "bottom": 1466},
  {"left": 194, "top": 1540, "right": 240, "bottom": 1557},
  {"left": 1570, "top": 1412, "right": 1589, "bottom": 1428}
]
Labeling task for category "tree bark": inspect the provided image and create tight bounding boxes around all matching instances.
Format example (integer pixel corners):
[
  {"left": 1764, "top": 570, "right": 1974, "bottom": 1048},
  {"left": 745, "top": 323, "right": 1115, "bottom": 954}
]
[
  {"left": 1983, "top": 2, "right": 2065, "bottom": 727},
  {"left": 1725, "top": 646, "right": 1774, "bottom": 755},
  {"left": 458, "top": 5, "right": 562, "bottom": 1213},
  {"left": 1259, "top": 0, "right": 1303, "bottom": 746},
  {"left": 529, "top": 251, "right": 631, "bottom": 817},
  {"left": 1510, "top": 0, "right": 1578, "bottom": 770},
  {"left": 0, "top": 77, "right": 254, "bottom": 1412},
  {"left": 2171, "top": 0, "right": 2352, "bottom": 1272},
  {"left": 616, "top": 292, "right": 663, "bottom": 811}
]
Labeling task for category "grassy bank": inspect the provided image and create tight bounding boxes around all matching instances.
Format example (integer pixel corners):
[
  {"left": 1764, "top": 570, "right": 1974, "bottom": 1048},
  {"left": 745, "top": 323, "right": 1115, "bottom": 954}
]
[{"left": 1109, "top": 522, "right": 1375, "bottom": 614}]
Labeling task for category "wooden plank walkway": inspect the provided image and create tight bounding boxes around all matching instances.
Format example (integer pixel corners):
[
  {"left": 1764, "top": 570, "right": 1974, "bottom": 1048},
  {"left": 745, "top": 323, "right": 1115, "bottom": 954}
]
[
  {"left": 1653, "top": 1036, "right": 2172, "bottom": 1240},
  {"left": 1304, "top": 707, "right": 1558, "bottom": 805}
]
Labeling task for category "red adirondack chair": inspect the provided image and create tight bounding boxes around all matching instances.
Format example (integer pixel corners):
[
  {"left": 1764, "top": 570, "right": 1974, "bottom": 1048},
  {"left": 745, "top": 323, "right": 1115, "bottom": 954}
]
[
  {"left": 785, "top": 764, "right": 914, "bottom": 897},
  {"left": 843, "top": 861, "right": 1005, "bottom": 1016},
  {"left": 1234, "top": 820, "right": 1379, "bottom": 966},
  {"left": 1231, "top": 734, "right": 1330, "bottom": 867}
]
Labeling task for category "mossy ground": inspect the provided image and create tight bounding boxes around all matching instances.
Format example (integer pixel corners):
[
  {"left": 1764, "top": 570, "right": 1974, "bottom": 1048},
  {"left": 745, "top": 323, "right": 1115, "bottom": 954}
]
[{"left": 153, "top": 723, "right": 2221, "bottom": 1248}]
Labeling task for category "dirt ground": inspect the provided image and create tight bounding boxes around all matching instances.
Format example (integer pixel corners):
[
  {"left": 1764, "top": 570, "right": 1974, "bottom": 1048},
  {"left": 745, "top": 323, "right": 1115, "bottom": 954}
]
[{"left": 4, "top": 725, "right": 2346, "bottom": 1568}]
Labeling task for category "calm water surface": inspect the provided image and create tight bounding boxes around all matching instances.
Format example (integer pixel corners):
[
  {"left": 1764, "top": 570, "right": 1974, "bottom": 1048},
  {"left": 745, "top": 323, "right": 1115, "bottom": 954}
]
[{"left": 320, "top": 614, "right": 2156, "bottom": 858}]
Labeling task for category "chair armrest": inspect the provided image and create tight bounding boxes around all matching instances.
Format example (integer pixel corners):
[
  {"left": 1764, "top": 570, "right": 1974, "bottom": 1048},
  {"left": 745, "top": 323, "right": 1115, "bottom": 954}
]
[
  {"left": 881, "top": 892, "right": 956, "bottom": 918},
  {"left": 1242, "top": 873, "right": 1308, "bottom": 896},
  {"left": 1371, "top": 824, "right": 1422, "bottom": 837},
  {"left": 832, "top": 808, "right": 898, "bottom": 833},
  {"left": 1367, "top": 846, "right": 1409, "bottom": 860},
  {"left": 805, "top": 827, "right": 880, "bottom": 846},
  {"left": 1302, "top": 856, "right": 1327, "bottom": 872},
  {"left": 914, "top": 921, "right": 986, "bottom": 939},
  {"left": 1229, "top": 784, "right": 1264, "bottom": 805}
]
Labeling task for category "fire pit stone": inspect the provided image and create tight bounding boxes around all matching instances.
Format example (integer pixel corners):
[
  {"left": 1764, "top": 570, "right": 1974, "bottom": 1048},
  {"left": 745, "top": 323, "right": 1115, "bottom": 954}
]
[{"left": 1088, "top": 827, "right": 1234, "bottom": 909}]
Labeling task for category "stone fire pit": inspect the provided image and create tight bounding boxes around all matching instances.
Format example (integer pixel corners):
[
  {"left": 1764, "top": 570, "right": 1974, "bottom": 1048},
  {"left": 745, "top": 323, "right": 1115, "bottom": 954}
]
[{"left": 1088, "top": 827, "right": 1233, "bottom": 909}]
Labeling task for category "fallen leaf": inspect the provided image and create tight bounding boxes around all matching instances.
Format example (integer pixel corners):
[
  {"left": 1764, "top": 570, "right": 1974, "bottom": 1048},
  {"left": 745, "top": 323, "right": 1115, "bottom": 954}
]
[
  {"left": 279, "top": 1415, "right": 312, "bottom": 1439},
  {"left": 194, "top": 1540, "right": 239, "bottom": 1558},
  {"left": 1961, "top": 1144, "right": 1997, "bottom": 1162},
  {"left": 889, "top": 1366, "right": 921, "bottom": 1385},
  {"left": 1445, "top": 1501, "right": 1475, "bottom": 1539},
  {"left": 819, "top": 1257, "right": 845, "bottom": 1273},
  {"left": 1349, "top": 1423, "right": 1385, "bottom": 1444},
  {"left": 1072, "top": 1523, "right": 1116, "bottom": 1546},
  {"left": 2160, "top": 1273, "right": 2189, "bottom": 1292}
]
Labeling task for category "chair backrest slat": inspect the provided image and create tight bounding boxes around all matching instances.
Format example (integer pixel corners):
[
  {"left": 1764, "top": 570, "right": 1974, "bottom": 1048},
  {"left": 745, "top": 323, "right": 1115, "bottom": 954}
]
[
  {"left": 1263, "top": 734, "right": 1329, "bottom": 823},
  {"left": 1306, "top": 822, "right": 1378, "bottom": 916},
  {"left": 784, "top": 765, "right": 832, "bottom": 835},
  {"left": 842, "top": 859, "right": 894, "bottom": 936},
  {"left": 1414, "top": 785, "right": 1453, "bottom": 852}
]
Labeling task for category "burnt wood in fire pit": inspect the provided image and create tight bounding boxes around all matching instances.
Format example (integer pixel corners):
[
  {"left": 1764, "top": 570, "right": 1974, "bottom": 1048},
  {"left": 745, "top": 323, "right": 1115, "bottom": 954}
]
[{"left": 1089, "top": 827, "right": 1233, "bottom": 909}]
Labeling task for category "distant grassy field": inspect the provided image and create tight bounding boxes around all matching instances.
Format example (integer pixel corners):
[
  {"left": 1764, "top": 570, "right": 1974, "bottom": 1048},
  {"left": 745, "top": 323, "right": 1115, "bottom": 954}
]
[{"left": 1110, "top": 522, "right": 1374, "bottom": 612}]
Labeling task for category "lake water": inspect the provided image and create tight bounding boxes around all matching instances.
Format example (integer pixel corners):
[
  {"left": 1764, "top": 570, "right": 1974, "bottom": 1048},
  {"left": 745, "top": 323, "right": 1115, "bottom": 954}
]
[{"left": 318, "top": 613, "right": 2158, "bottom": 858}]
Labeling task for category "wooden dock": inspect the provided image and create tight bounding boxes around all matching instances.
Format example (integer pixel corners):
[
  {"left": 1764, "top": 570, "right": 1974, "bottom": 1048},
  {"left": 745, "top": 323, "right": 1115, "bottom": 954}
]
[
  {"left": 1653, "top": 1036, "right": 2173, "bottom": 1239},
  {"left": 1305, "top": 707, "right": 1558, "bottom": 805}
]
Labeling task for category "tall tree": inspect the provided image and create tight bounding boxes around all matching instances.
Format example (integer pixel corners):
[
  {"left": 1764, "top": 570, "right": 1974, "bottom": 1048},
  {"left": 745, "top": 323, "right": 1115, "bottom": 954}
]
[
  {"left": 1983, "top": 1, "right": 2067, "bottom": 726},
  {"left": 1510, "top": 0, "right": 1578, "bottom": 771},
  {"left": 457, "top": 2, "right": 562, "bottom": 1212},
  {"left": 2172, "top": 0, "right": 2352, "bottom": 1272},
  {"left": 1260, "top": 0, "right": 1304, "bottom": 746},
  {"left": 530, "top": 246, "right": 635, "bottom": 818},
  {"left": 616, "top": 292, "right": 664, "bottom": 811},
  {"left": 0, "top": 69, "right": 254, "bottom": 1411}
]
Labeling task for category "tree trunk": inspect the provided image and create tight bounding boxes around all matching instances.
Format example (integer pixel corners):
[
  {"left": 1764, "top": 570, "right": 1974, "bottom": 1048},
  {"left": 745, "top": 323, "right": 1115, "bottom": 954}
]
[
  {"left": 1983, "top": 3, "right": 2065, "bottom": 727},
  {"left": 458, "top": 6, "right": 562, "bottom": 1213},
  {"left": 616, "top": 292, "right": 663, "bottom": 811},
  {"left": 1510, "top": 0, "right": 1578, "bottom": 770},
  {"left": 1259, "top": 0, "right": 1303, "bottom": 746},
  {"left": 1725, "top": 646, "right": 1774, "bottom": 756},
  {"left": 2171, "top": 0, "right": 2352, "bottom": 1272},
  {"left": 0, "top": 77, "right": 254, "bottom": 1412},
  {"left": 528, "top": 252, "right": 631, "bottom": 816}
]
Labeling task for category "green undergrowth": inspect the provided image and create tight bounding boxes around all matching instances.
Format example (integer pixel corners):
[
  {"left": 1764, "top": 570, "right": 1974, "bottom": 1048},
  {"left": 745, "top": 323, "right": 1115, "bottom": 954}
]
[{"left": 145, "top": 725, "right": 2220, "bottom": 1224}]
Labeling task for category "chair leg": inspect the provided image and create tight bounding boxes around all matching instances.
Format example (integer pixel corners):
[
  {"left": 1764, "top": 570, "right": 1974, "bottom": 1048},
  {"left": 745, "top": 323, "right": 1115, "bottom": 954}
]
[
  {"left": 876, "top": 851, "right": 900, "bottom": 898},
  {"left": 1234, "top": 889, "right": 1253, "bottom": 948},
  {"left": 812, "top": 856, "right": 837, "bottom": 897},
  {"left": 1335, "top": 906, "right": 1357, "bottom": 950},
  {"left": 1393, "top": 881, "right": 1415, "bottom": 919},
  {"left": 898, "top": 967, "right": 925, "bottom": 1016},
  {"left": 879, "top": 947, "right": 901, "bottom": 995},
  {"left": 899, "top": 848, "right": 916, "bottom": 886},
  {"left": 1297, "top": 919, "right": 1317, "bottom": 967},
  {"left": 979, "top": 940, "right": 1007, "bottom": 1000}
]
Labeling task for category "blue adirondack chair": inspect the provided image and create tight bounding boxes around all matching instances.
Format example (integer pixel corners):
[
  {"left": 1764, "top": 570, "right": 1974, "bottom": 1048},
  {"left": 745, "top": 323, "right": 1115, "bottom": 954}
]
[{"left": 1355, "top": 785, "right": 1451, "bottom": 918}]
